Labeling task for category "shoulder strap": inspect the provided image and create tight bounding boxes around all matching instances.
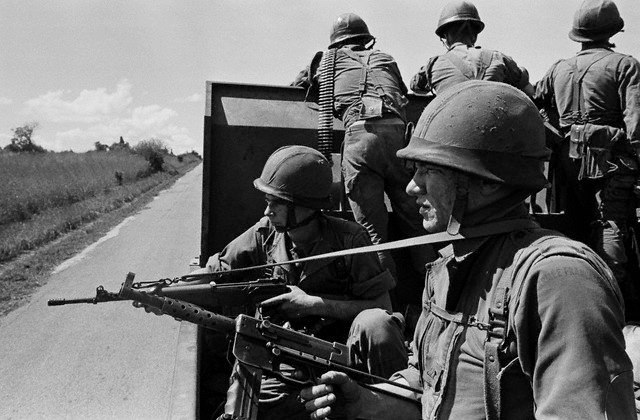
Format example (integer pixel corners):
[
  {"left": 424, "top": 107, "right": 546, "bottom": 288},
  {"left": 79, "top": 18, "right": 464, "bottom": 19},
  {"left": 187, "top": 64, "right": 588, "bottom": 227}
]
[
  {"left": 569, "top": 51, "right": 615, "bottom": 121},
  {"left": 483, "top": 236, "right": 544, "bottom": 420},
  {"left": 476, "top": 49, "right": 494, "bottom": 80},
  {"left": 483, "top": 266, "right": 513, "bottom": 420},
  {"left": 341, "top": 49, "right": 384, "bottom": 96},
  {"left": 444, "top": 50, "right": 475, "bottom": 79}
]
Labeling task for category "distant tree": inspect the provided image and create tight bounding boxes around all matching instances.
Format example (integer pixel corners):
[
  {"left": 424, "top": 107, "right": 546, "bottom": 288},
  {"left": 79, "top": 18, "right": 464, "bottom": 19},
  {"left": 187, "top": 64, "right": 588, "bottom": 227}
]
[
  {"left": 94, "top": 141, "right": 109, "bottom": 152},
  {"left": 134, "top": 138, "right": 169, "bottom": 173},
  {"left": 4, "top": 122, "right": 45, "bottom": 153}
]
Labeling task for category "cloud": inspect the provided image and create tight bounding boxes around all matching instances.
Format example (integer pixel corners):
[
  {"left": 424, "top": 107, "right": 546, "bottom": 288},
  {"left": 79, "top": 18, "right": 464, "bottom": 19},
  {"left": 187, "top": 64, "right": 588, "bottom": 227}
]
[
  {"left": 126, "top": 105, "right": 177, "bottom": 129},
  {"left": 0, "top": 97, "right": 12, "bottom": 106},
  {"left": 175, "top": 93, "right": 203, "bottom": 103},
  {"left": 48, "top": 105, "right": 197, "bottom": 153},
  {"left": 24, "top": 80, "right": 133, "bottom": 123},
  {"left": 22, "top": 80, "right": 199, "bottom": 154}
]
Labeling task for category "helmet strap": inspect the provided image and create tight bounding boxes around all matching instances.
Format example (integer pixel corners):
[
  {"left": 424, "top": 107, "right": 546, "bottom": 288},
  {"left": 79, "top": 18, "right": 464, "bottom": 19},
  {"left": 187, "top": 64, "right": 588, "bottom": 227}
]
[
  {"left": 447, "top": 174, "right": 469, "bottom": 235},
  {"left": 282, "top": 203, "right": 320, "bottom": 232},
  {"left": 365, "top": 37, "right": 376, "bottom": 49}
]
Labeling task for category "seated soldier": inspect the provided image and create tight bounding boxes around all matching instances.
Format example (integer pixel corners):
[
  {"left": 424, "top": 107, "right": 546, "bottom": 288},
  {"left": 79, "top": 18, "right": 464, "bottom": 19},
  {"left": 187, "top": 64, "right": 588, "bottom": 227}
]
[{"left": 195, "top": 145, "right": 407, "bottom": 420}]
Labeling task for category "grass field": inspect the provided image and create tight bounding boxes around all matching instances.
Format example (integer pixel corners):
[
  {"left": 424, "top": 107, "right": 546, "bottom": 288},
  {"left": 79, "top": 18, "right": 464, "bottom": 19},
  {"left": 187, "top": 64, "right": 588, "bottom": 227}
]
[{"left": 0, "top": 150, "right": 201, "bottom": 315}]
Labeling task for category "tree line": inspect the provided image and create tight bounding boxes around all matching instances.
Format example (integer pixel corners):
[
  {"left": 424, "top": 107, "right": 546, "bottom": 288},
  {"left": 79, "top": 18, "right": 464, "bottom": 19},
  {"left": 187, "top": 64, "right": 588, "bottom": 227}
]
[{"left": 3, "top": 122, "right": 201, "bottom": 173}]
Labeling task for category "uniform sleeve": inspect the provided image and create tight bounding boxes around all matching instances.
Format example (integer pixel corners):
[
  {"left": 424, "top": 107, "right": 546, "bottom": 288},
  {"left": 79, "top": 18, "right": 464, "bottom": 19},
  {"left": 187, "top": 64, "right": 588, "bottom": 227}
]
[
  {"left": 390, "top": 61, "right": 408, "bottom": 95},
  {"left": 389, "top": 337, "right": 421, "bottom": 388},
  {"left": 616, "top": 56, "right": 640, "bottom": 145},
  {"left": 347, "top": 230, "right": 396, "bottom": 299},
  {"left": 500, "top": 53, "right": 529, "bottom": 91},
  {"left": 291, "top": 67, "right": 310, "bottom": 88},
  {"left": 410, "top": 64, "right": 431, "bottom": 94},
  {"left": 533, "top": 60, "right": 561, "bottom": 111},
  {"left": 513, "top": 255, "right": 635, "bottom": 418},
  {"left": 206, "top": 220, "right": 267, "bottom": 276}
]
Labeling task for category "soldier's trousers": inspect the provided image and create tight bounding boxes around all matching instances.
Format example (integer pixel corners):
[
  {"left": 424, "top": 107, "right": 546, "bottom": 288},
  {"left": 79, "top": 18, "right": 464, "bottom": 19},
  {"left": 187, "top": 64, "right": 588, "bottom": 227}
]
[
  {"left": 341, "top": 116, "right": 434, "bottom": 280},
  {"left": 564, "top": 169, "right": 637, "bottom": 286}
]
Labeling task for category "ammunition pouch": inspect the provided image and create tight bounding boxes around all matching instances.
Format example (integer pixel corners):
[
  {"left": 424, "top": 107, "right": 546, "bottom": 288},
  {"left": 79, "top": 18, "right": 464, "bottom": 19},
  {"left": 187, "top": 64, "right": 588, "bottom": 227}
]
[
  {"left": 359, "top": 94, "right": 383, "bottom": 119},
  {"left": 568, "top": 123, "right": 632, "bottom": 180}
]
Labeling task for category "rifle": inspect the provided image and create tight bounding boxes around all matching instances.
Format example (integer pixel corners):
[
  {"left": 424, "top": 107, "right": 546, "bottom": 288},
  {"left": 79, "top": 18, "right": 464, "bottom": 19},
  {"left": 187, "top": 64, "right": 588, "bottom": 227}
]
[
  {"left": 47, "top": 273, "right": 289, "bottom": 315},
  {"left": 49, "top": 273, "right": 422, "bottom": 420}
]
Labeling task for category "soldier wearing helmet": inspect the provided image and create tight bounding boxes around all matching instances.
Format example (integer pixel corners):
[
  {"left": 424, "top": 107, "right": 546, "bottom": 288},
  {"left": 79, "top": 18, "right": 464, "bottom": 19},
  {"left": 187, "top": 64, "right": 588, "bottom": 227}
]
[
  {"left": 292, "top": 13, "right": 433, "bottom": 282},
  {"left": 300, "top": 81, "right": 634, "bottom": 419},
  {"left": 194, "top": 146, "right": 407, "bottom": 419},
  {"left": 410, "top": 0, "right": 534, "bottom": 97},
  {"left": 535, "top": 0, "right": 640, "bottom": 312}
]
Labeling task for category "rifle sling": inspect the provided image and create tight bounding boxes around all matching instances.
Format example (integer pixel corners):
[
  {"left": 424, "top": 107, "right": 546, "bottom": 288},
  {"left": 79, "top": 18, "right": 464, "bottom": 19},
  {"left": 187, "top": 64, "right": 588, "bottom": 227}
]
[{"left": 220, "top": 218, "right": 537, "bottom": 275}]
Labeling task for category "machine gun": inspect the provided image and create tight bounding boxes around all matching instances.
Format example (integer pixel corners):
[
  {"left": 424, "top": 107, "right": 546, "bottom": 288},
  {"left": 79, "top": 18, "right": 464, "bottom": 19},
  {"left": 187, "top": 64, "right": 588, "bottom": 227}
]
[
  {"left": 49, "top": 273, "right": 421, "bottom": 420},
  {"left": 47, "top": 272, "right": 289, "bottom": 315}
]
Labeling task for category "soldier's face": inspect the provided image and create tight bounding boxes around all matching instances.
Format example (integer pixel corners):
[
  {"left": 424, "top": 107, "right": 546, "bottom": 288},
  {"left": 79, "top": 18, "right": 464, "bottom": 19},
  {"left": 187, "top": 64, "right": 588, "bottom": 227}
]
[
  {"left": 406, "top": 162, "right": 457, "bottom": 233},
  {"left": 264, "top": 194, "right": 289, "bottom": 229}
]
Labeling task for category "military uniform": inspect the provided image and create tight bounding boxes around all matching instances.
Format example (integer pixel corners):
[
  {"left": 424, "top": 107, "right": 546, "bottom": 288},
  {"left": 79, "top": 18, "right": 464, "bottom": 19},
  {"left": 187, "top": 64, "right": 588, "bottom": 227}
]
[
  {"left": 535, "top": 47, "right": 640, "bottom": 287},
  {"left": 209, "top": 214, "right": 407, "bottom": 420},
  {"left": 410, "top": 43, "right": 530, "bottom": 95},
  {"left": 293, "top": 45, "right": 430, "bottom": 279},
  {"left": 391, "top": 209, "right": 635, "bottom": 418},
  {"left": 207, "top": 214, "right": 396, "bottom": 305}
]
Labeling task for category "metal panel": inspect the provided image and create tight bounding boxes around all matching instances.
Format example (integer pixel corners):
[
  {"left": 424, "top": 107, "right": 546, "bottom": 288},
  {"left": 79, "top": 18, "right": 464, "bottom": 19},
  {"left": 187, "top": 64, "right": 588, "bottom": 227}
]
[{"left": 201, "top": 81, "right": 432, "bottom": 263}]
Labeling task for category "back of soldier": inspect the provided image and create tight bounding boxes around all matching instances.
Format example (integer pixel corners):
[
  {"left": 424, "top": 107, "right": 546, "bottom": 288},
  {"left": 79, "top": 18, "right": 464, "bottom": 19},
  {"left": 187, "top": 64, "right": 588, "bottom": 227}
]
[
  {"left": 410, "top": 0, "right": 533, "bottom": 97},
  {"left": 333, "top": 47, "right": 407, "bottom": 128},
  {"left": 542, "top": 50, "right": 632, "bottom": 129}
]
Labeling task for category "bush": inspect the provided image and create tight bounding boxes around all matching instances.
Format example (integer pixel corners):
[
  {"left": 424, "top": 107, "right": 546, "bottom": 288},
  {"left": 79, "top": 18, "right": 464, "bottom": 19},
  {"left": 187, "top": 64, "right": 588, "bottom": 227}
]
[
  {"left": 134, "top": 138, "right": 169, "bottom": 173},
  {"left": 94, "top": 141, "right": 109, "bottom": 152}
]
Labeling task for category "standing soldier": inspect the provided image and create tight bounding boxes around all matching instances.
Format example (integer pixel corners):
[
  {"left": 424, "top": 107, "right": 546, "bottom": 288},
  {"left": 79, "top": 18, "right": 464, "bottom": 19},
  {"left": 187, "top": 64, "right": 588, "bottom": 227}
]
[
  {"left": 410, "top": 0, "right": 533, "bottom": 96},
  {"left": 292, "top": 13, "right": 433, "bottom": 283},
  {"left": 534, "top": 0, "right": 640, "bottom": 304}
]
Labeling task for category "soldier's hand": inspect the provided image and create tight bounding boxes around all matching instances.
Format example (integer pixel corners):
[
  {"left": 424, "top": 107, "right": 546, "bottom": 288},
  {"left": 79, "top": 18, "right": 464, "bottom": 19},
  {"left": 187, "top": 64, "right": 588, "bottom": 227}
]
[
  {"left": 298, "top": 371, "right": 363, "bottom": 419},
  {"left": 259, "top": 285, "right": 320, "bottom": 318}
]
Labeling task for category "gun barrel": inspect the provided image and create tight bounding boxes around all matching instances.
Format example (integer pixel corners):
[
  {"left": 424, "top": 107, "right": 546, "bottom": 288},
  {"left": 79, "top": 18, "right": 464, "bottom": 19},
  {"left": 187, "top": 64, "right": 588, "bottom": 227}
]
[
  {"left": 47, "top": 297, "right": 97, "bottom": 306},
  {"left": 119, "top": 272, "right": 236, "bottom": 334}
]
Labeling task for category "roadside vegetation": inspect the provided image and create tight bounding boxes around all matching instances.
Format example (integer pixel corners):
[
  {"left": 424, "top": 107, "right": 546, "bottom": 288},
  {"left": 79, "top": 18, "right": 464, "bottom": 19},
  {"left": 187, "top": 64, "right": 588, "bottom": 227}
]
[{"left": 0, "top": 123, "right": 202, "bottom": 316}]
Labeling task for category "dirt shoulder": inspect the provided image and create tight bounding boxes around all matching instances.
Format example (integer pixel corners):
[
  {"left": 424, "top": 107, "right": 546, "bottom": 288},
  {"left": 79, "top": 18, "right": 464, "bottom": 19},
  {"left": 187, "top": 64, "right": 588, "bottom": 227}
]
[{"left": 0, "top": 163, "right": 200, "bottom": 317}]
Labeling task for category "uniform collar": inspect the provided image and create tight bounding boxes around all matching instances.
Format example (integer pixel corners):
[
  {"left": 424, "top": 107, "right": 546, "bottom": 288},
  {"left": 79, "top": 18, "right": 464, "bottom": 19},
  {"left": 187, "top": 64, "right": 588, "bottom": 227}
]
[
  {"left": 447, "top": 42, "right": 477, "bottom": 52},
  {"left": 265, "top": 215, "right": 338, "bottom": 280},
  {"left": 577, "top": 46, "right": 613, "bottom": 55}
]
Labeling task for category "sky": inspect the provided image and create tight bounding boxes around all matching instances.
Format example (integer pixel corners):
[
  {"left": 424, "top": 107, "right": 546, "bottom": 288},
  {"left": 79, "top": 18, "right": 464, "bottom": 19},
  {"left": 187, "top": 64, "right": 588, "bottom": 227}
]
[{"left": 1, "top": 0, "right": 639, "bottom": 155}]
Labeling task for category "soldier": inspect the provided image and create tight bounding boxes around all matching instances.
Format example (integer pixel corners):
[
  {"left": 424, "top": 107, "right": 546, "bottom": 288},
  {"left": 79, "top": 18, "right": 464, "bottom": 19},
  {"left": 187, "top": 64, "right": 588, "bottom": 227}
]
[
  {"left": 292, "top": 13, "right": 433, "bottom": 282},
  {"left": 534, "top": 0, "right": 640, "bottom": 302},
  {"left": 298, "top": 81, "right": 635, "bottom": 419},
  {"left": 196, "top": 145, "right": 407, "bottom": 419},
  {"left": 410, "top": 0, "right": 533, "bottom": 96}
]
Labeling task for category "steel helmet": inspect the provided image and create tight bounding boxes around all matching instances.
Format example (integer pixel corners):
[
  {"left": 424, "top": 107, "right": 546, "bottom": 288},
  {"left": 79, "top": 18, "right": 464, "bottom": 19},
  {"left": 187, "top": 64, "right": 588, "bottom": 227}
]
[
  {"left": 329, "top": 13, "right": 375, "bottom": 48},
  {"left": 397, "top": 80, "right": 550, "bottom": 192},
  {"left": 254, "top": 145, "right": 333, "bottom": 209},
  {"left": 435, "top": 1, "right": 485, "bottom": 38},
  {"left": 569, "top": 0, "right": 624, "bottom": 42}
]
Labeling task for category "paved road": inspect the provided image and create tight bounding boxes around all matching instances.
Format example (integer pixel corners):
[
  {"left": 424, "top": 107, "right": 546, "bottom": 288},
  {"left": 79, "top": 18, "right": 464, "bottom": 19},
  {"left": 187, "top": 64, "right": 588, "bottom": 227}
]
[{"left": 0, "top": 164, "right": 203, "bottom": 420}]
